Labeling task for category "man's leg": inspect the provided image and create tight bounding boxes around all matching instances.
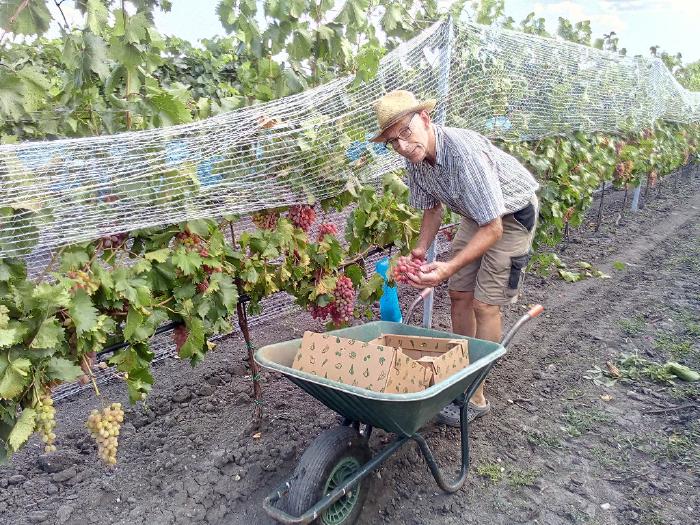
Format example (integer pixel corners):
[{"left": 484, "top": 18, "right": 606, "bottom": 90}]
[
  {"left": 470, "top": 299, "right": 502, "bottom": 407},
  {"left": 449, "top": 290, "right": 476, "bottom": 338}
]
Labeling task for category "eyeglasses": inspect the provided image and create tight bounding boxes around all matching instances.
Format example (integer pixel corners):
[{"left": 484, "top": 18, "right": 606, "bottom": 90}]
[{"left": 384, "top": 113, "right": 418, "bottom": 150}]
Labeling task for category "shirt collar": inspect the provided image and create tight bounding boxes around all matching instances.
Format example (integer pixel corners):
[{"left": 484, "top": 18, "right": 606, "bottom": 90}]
[{"left": 432, "top": 124, "right": 446, "bottom": 168}]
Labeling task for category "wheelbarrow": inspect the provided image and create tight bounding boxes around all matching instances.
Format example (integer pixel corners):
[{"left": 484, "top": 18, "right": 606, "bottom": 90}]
[{"left": 255, "top": 304, "right": 544, "bottom": 524}]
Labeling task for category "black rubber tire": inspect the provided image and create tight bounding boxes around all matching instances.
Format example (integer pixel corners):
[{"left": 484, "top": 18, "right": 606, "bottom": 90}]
[{"left": 286, "top": 426, "right": 372, "bottom": 525}]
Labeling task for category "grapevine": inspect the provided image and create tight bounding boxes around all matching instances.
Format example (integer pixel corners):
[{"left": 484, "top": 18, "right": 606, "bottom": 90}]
[{"left": 86, "top": 403, "right": 125, "bottom": 466}]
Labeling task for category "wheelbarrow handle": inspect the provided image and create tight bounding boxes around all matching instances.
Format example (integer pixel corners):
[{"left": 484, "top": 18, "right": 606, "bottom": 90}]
[
  {"left": 501, "top": 304, "right": 544, "bottom": 348},
  {"left": 404, "top": 287, "right": 434, "bottom": 324}
]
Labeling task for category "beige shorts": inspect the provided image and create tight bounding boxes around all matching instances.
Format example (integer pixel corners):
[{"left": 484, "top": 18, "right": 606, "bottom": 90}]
[{"left": 447, "top": 195, "right": 538, "bottom": 306}]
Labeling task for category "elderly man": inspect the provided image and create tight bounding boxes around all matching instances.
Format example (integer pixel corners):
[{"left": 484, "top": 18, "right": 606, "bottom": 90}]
[{"left": 370, "top": 90, "right": 539, "bottom": 426}]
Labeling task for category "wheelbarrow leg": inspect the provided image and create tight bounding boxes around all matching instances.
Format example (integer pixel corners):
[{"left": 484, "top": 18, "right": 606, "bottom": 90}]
[{"left": 411, "top": 362, "right": 495, "bottom": 493}]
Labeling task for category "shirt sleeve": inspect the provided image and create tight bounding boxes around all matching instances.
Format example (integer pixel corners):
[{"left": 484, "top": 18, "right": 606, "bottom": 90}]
[
  {"left": 455, "top": 141, "right": 507, "bottom": 226},
  {"left": 405, "top": 165, "right": 439, "bottom": 210}
]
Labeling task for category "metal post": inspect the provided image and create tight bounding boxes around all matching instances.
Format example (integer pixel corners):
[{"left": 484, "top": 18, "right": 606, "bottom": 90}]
[
  {"left": 630, "top": 183, "right": 642, "bottom": 212},
  {"left": 422, "top": 18, "right": 454, "bottom": 329}
]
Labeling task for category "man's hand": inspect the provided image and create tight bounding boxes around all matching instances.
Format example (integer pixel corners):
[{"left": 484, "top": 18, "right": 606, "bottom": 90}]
[
  {"left": 407, "top": 260, "right": 454, "bottom": 288},
  {"left": 410, "top": 247, "right": 426, "bottom": 265}
]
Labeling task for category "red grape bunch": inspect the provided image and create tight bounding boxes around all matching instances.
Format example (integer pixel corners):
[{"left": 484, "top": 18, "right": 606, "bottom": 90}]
[
  {"left": 86, "top": 402, "right": 124, "bottom": 466},
  {"left": 316, "top": 222, "right": 338, "bottom": 241},
  {"left": 288, "top": 205, "right": 316, "bottom": 232},
  {"left": 101, "top": 232, "right": 128, "bottom": 249},
  {"left": 175, "top": 231, "right": 205, "bottom": 250},
  {"left": 251, "top": 211, "right": 279, "bottom": 230},
  {"left": 35, "top": 395, "right": 57, "bottom": 453},
  {"left": 307, "top": 275, "right": 356, "bottom": 326},
  {"left": 391, "top": 255, "right": 423, "bottom": 284},
  {"left": 308, "top": 303, "right": 333, "bottom": 320},
  {"left": 331, "top": 275, "right": 355, "bottom": 324}
]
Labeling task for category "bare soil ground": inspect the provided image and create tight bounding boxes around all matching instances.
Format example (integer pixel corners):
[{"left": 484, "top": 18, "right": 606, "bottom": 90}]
[{"left": 2, "top": 168, "right": 699, "bottom": 525}]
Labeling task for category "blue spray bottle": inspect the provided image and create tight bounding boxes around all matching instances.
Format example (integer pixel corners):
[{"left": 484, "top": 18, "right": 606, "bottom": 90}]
[{"left": 375, "top": 257, "right": 403, "bottom": 323}]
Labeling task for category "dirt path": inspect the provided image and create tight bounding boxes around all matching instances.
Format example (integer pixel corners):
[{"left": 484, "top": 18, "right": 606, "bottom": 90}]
[{"left": 1, "top": 168, "right": 698, "bottom": 525}]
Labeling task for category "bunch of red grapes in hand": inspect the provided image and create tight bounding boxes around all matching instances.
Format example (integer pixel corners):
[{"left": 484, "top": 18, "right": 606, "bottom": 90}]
[
  {"left": 288, "top": 205, "right": 316, "bottom": 232},
  {"left": 391, "top": 255, "right": 425, "bottom": 284},
  {"left": 316, "top": 222, "right": 338, "bottom": 241},
  {"left": 308, "top": 275, "right": 355, "bottom": 326}
]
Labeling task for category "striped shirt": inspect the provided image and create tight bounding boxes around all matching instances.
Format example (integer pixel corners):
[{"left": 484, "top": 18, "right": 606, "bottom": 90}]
[{"left": 406, "top": 125, "right": 539, "bottom": 225}]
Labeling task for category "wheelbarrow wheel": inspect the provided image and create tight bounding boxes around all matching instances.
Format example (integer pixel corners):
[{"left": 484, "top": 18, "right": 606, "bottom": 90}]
[{"left": 286, "top": 426, "right": 371, "bottom": 525}]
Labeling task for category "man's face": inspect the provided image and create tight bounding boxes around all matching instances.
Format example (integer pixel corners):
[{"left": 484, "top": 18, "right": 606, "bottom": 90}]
[{"left": 383, "top": 111, "right": 431, "bottom": 163}]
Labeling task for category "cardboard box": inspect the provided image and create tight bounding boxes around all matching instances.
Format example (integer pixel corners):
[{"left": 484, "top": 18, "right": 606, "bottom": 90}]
[
  {"left": 292, "top": 331, "right": 431, "bottom": 393},
  {"left": 368, "top": 334, "right": 470, "bottom": 386}
]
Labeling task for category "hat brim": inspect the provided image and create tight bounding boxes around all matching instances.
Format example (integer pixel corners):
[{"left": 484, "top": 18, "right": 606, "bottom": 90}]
[{"left": 369, "top": 99, "right": 437, "bottom": 143}]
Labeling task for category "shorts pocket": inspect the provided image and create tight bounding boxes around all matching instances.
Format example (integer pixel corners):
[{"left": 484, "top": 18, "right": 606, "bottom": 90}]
[
  {"left": 512, "top": 202, "right": 536, "bottom": 232},
  {"left": 506, "top": 254, "right": 530, "bottom": 296}
]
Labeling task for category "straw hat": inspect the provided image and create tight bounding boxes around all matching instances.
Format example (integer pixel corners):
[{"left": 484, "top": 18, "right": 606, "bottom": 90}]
[{"left": 369, "top": 90, "right": 436, "bottom": 143}]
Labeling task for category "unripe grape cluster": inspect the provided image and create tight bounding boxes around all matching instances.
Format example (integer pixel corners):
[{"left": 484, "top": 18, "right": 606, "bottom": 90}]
[
  {"left": 175, "top": 231, "right": 205, "bottom": 250},
  {"left": 36, "top": 395, "right": 57, "bottom": 453},
  {"left": 316, "top": 222, "right": 339, "bottom": 241},
  {"left": 251, "top": 211, "right": 279, "bottom": 230},
  {"left": 86, "top": 403, "right": 124, "bottom": 466},
  {"left": 101, "top": 232, "right": 128, "bottom": 249},
  {"left": 391, "top": 256, "right": 423, "bottom": 284},
  {"left": 288, "top": 205, "right": 316, "bottom": 232},
  {"left": 66, "top": 270, "right": 99, "bottom": 294},
  {"left": 307, "top": 275, "right": 355, "bottom": 326}
]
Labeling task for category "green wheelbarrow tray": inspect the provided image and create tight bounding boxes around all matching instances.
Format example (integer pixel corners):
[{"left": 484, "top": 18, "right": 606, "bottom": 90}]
[
  {"left": 257, "top": 306, "right": 543, "bottom": 525},
  {"left": 255, "top": 321, "right": 505, "bottom": 437}
]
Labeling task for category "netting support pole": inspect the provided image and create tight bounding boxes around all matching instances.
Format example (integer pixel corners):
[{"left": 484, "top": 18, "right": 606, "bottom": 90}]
[
  {"left": 422, "top": 18, "right": 454, "bottom": 329},
  {"left": 630, "top": 183, "right": 642, "bottom": 212}
]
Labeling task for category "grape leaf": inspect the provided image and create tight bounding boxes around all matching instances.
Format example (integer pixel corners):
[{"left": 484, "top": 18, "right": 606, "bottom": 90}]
[
  {"left": 171, "top": 248, "right": 202, "bottom": 276},
  {"left": 0, "top": 258, "right": 26, "bottom": 282},
  {"left": 7, "top": 407, "right": 35, "bottom": 452},
  {"left": 59, "top": 247, "right": 90, "bottom": 272},
  {"left": 210, "top": 274, "right": 238, "bottom": 310},
  {"left": 0, "top": 306, "right": 8, "bottom": 329},
  {"left": 124, "top": 307, "right": 168, "bottom": 342},
  {"left": 344, "top": 264, "right": 364, "bottom": 288},
  {"left": 31, "top": 282, "right": 71, "bottom": 313},
  {"left": 0, "top": 0, "right": 51, "bottom": 35},
  {"left": 0, "top": 327, "right": 20, "bottom": 348},
  {"left": 46, "top": 357, "right": 83, "bottom": 382},
  {"left": 68, "top": 290, "right": 98, "bottom": 336},
  {"left": 84, "top": 0, "right": 109, "bottom": 35},
  {"left": 124, "top": 367, "right": 154, "bottom": 402},
  {"left": 144, "top": 248, "right": 170, "bottom": 263},
  {"left": 185, "top": 220, "right": 211, "bottom": 237},
  {"left": 359, "top": 273, "right": 384, "bottom": 303},
  {"left": 178, "top": 317, "right": 205, "bottom": 364},
  {"left": 0, "top": 354, "right": 31, "bottom": 400},
  {"left": 30, "top": 319, "right": 65, "bottom": 350}
]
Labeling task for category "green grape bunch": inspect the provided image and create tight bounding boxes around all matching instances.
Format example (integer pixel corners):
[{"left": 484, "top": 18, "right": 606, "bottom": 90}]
[
  {"left": 35, "top": 395, "right": 57, "bottom": 454},
  {"left": 86, "top": 403, "right": 125, "bottom": 466}
]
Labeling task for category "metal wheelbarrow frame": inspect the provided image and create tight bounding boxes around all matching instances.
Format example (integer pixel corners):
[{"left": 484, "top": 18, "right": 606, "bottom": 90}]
[{"left": 255, "top": 304, "right": 543, "bottom": 524}]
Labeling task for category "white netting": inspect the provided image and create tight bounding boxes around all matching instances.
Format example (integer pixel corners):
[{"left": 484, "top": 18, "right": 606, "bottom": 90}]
[{"left": 2, "top": 19, "right": 699, "bottom": 260}]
